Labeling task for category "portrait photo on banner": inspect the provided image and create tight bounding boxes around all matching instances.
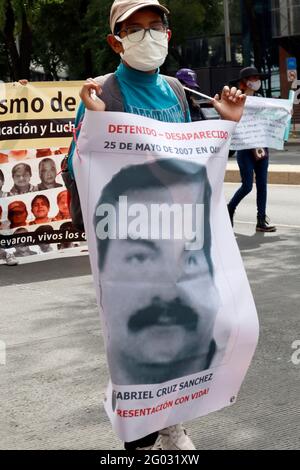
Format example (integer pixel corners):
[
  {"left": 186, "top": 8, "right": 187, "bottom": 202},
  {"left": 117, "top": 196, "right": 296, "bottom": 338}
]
[{"left": 87, "top": 154, "right": 238, "bottom": 387}]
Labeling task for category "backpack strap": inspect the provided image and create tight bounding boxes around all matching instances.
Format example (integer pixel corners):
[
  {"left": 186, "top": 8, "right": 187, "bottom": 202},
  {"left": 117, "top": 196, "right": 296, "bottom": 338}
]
[
  {"left": 162, "top": 75, "right": 190, "bottom": 122},
  {"left": 97, "top": 73, "right": 124, "bottom": 112},
  {"left": 66, "top": 100, "right": 85, "bottom": 177}
]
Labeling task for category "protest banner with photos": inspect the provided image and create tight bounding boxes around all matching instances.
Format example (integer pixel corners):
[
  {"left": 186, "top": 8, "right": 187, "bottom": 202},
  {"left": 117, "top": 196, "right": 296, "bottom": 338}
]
[
  {"left": 75, "top": 111, "right": 259, "bottom": 441},
  {"left": 230, "top": 95, "right": 293, "bottom": 150},
  {"left": 0, "top": 82, "right": 86, "bottom": 263},
  {"left": 0, "top": 81, "right": 83, "bottom": 150}
]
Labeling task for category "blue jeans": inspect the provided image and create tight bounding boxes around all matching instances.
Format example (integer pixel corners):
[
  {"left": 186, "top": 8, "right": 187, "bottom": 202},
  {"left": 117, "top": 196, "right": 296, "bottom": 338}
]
[{"left": 228, "top": 149, "right": 269, "bottom": 217}]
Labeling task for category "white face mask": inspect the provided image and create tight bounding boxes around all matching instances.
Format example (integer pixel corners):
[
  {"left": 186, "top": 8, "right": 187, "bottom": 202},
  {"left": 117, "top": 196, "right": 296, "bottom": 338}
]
[
  {"left": 117, "top": 30, "right": 168, "bottom": 72},
  {"left": 246, "top": 79, "right": 261, "bottom": 92}
]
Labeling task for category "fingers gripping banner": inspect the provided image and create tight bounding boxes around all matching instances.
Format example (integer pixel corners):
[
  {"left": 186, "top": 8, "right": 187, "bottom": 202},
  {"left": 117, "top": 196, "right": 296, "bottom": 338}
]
[{"left": 75, "top": 111, "right": 259, "bottom": 442}]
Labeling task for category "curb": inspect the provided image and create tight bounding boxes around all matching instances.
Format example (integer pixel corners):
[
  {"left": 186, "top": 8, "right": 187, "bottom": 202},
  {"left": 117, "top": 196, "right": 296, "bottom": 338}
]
[
  {"left": 225, "top": 163, "right": 300, "bottom": 185},
  {"left": 285, "top": 140, "right": 300, "bottom": 146}
]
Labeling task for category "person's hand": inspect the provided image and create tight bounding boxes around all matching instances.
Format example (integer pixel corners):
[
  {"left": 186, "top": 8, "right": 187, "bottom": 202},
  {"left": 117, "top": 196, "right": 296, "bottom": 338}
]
[
  {"left": 18, "top": 79, "right": 28, "bottom": 85},
  {"left": 211, "top": 86, "right": 246, "bottom": 122},
  {"left": 79, "top": 78, "right": 106, "bottom": 111}
]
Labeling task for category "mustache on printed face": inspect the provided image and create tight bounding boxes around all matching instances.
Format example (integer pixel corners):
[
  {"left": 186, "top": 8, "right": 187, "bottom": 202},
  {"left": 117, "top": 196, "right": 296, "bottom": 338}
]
[{"left": 128, "top": 298, "right": 199, "bottom": 333}]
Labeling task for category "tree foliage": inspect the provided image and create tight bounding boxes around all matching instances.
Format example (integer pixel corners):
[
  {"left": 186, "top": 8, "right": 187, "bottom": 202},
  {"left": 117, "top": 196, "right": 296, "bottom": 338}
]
[
  {"left": 0, "top": 0, "right": 224, "bottom": 81},
  {"left": 0, "top": 0, "right": 64, "bottom": 80}
]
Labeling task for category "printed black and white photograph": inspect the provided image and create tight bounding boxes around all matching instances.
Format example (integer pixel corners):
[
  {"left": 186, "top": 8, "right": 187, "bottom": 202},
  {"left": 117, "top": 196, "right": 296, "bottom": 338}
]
[
  {"left": 8, "top": 163, "right": 36, "bottom": 196},
  {"left": 37, "top": 158, "right": 63, "bottom": 191},
  {"left": 94, "top": 159, "right": 224, "bottom": 385}
]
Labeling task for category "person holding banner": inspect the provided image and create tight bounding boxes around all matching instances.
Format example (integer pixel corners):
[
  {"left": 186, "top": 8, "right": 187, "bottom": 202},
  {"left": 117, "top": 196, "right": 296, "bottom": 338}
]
[
  {"left": 77, "top": 2, "right": 246, "bottom": 124},
  {"left": 70, "top": 0, "right": 247, "bottom": 451},
  {"left": 227, "top": 67, "right": 276, "bottom": 232}
]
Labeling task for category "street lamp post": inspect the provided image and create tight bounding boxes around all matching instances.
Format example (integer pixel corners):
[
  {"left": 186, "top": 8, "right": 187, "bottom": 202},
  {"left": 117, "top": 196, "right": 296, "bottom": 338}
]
[{"left": 224, "top": 0, "right": 232, "bottom": 63}]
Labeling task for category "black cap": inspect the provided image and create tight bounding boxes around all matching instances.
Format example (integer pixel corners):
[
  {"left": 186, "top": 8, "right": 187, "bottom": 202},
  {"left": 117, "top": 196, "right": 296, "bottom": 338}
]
[{"left": 229, "top": 66, "right": 269, "bottom": 85}]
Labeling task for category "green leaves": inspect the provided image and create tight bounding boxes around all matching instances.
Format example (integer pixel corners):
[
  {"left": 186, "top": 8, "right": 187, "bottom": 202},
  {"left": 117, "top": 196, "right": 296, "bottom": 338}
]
[{"left": 0, "top": 0, "right": 225, "bottom": 80}]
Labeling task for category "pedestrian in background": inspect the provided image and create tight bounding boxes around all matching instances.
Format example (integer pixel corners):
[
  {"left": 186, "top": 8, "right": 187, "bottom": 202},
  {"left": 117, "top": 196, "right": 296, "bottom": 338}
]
[
  {"left": 176, "top": 68, "right": 206, "bottom": 121},
  {"left": 227, "top": 66, "right": 276, "bottom": 232},
  {"left": 70, "top": 0, "right": 246, "bottom": 451}
]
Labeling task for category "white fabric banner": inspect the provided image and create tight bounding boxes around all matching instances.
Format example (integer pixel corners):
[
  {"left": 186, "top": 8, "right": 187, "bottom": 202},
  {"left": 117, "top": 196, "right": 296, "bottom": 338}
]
[
  {"left": 230, "top": 96, "right": 293, "bottom": 150},
  {"left": 75, "top": 112, "right": 259, "bottom": 442}
]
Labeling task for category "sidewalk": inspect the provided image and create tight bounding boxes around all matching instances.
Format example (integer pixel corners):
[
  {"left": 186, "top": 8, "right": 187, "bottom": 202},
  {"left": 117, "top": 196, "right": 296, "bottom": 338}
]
[
  {"left": 226, "top": 140, "right": 300, "bottom": 185},
  {"left": 225, "top": 162, "right": 300, "bottom": 185}
]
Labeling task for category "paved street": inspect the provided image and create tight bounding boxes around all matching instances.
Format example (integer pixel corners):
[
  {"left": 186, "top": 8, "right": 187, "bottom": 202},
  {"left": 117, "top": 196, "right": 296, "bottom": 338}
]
[
  {"left": 224, "top": 182, "right": 300, "bottom": 226},
  {"left": 0, "top": 184, "right": 300, "bottom": 450},
  {"left": 269, "top": 146, "right": 300, "bottom": 166}
]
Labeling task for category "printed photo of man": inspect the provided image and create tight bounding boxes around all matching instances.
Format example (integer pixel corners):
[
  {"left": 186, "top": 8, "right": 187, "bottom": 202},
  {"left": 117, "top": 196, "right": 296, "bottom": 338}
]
[
  {"left": 93, "top": 159, "right": 223, "bottom": 385},
  {"left": 37, "top": 158, "right": 63, "bottom": 191}
]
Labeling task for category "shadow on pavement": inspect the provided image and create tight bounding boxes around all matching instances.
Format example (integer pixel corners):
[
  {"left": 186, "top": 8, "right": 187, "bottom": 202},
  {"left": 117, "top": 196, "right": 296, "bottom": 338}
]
[
  {"left": 0, "top": 255, "right": 92, "bottom": 287},
  {"left": 235, "top": 231, "right": 288, "bottom": 252}
]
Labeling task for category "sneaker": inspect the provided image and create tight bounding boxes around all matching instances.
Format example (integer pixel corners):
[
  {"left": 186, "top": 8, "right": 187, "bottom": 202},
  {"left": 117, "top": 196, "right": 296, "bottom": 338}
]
[
  {"left": 158, "top": 424, "right": 196, "bottom": 450},
  {"left": 256, "top": 215, "right": 276, "bottom": 233},
  {"left": 5, "top": 253, "right": 19, "bottom": 266}
]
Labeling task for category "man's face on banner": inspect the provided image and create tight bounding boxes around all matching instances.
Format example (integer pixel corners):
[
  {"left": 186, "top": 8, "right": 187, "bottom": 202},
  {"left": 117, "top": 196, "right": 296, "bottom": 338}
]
[{"left": 97, "top": 180, "right": 220, "bottom": 385}]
